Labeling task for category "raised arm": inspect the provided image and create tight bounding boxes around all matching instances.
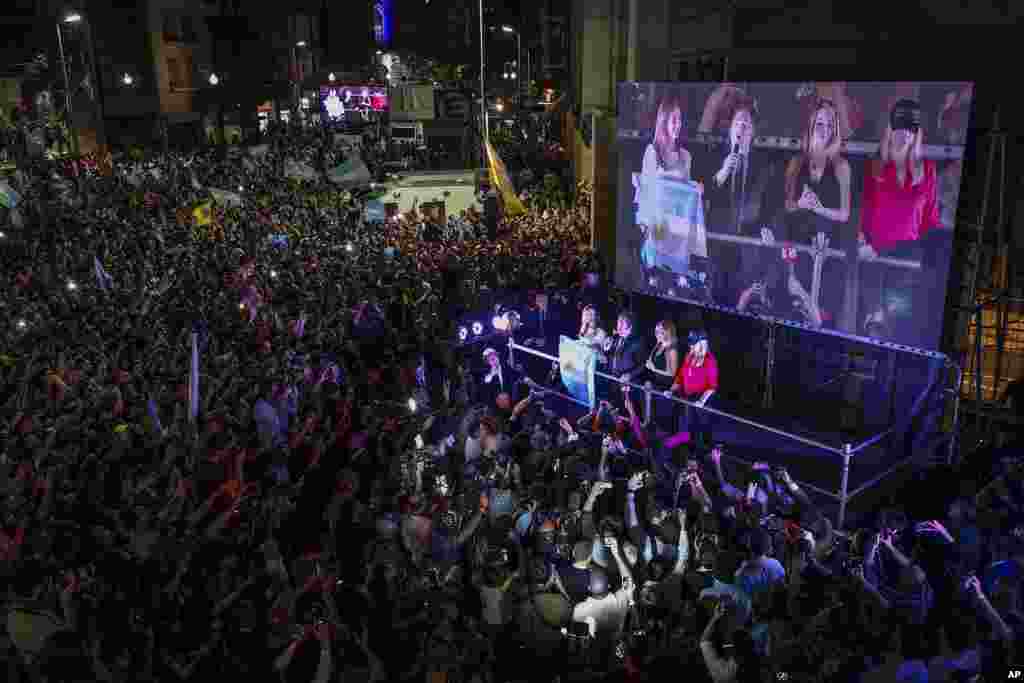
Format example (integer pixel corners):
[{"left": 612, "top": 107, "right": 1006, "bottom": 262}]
[
  {"left": 966, "top": 575, "right": 1014, "bottom": 645},
  {"left": 581, "top": 481, "right": 613, "bottom": 538},
  {"left": 673, "top": 509, "right": 690, "bottom": 575}
]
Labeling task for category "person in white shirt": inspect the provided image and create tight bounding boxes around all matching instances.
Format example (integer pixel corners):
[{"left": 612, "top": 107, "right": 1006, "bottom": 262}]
[{"left": 571, "top": 534, "right": 635, "bottom": 668}]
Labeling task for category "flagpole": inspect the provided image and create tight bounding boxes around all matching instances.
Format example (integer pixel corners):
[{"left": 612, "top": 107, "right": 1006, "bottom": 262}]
[{"left": 189, "top": 332, "right": 199, "bottom": 423}]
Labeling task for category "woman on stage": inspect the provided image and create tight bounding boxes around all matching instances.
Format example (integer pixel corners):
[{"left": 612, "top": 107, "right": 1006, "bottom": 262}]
[
  {"left": 645, "top": 320, "right": 681, "bottom": 392},
  {"left": 667, "top": 330, "right": 718, "bottom": 454},
  {"left": 644, "top": 320, "right": 681, "bottom": 436},
  {"left": 578, "top": 305, "right": 605, "bottom": 346}
]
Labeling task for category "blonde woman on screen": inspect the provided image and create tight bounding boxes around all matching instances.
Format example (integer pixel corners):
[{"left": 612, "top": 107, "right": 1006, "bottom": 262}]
[{"left": 634, "top": 97, "right": 705, "bottom": 276}]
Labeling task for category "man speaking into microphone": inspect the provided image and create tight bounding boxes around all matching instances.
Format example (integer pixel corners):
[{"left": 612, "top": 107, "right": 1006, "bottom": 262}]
[{"left": 694, "top": 96, "right": 786, "bottom": 309}]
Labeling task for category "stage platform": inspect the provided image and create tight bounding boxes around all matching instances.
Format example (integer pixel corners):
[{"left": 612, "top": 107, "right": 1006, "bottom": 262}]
[{"left": 445, "top": 288, "right": 957, "bottom": 531}]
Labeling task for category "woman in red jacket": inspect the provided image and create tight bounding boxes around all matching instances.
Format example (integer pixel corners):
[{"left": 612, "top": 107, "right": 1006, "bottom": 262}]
[
  {"left": 666, "top": 330, "right": 719, "bottom": 454},
  {"left": 858, "top": 98, "right": 940, "bottom": 345}
]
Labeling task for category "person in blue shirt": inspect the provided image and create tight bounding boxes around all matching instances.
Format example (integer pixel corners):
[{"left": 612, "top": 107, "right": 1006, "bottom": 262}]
[{"left": 733, "top": 527, "right": 786, "bottom": 600}]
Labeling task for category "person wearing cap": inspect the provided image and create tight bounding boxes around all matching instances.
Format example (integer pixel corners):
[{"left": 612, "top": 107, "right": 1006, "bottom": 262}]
[
  {"left": 667, "top": 330, "right": 718, "bottom": 454},
  {"left": 858, "top": 97, "right": 941, "bottom": 344}
]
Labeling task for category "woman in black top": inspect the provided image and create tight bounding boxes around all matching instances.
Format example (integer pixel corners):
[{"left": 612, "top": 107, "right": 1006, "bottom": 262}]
[{"left": 782, "top": 99, "right": 852, "bottom": 327}]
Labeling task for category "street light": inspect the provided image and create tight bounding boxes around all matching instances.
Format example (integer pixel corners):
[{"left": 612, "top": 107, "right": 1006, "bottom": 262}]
[
  {"left": 63, "top": 13, "right": 82, "bottom": 23},
  {"left": 122, "top": 73, "right": 133, "bottom": 86},
  {"left": 209, "top": 73, "right": 219, "bottom": 86},
  {"left": 296, "top": 40, "right": 307, "bottom": 47},
  {"left": 500, "top": 25, "right": 521, "bottom": 107}
]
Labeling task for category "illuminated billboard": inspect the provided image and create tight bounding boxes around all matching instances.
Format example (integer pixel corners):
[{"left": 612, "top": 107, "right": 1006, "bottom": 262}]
[
  {"left": 320, "top": 84, "right": 388, "bottom": 122},
  {"left": 615, "top": 81, "right": 973, "bottom": 351}
]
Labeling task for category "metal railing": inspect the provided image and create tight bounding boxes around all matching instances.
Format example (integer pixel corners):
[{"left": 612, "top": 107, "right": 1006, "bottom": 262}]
[
  {"left": 508, "top": 338, "right": 863, "bottom": 529},
  {"left": 505, "top": 330, "right": 958, "bottom": 529}
]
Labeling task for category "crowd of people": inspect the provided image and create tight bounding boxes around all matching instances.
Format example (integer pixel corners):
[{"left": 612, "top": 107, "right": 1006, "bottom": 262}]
[{"left": 0, "top": 129, "right": 1017, "bottom": 683}]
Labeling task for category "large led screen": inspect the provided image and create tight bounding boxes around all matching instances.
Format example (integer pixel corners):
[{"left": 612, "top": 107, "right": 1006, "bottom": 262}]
[
  {"left": 615, "top": 82, "right": 974, "bottom": 351},
  {"left": 320, "top": 84, "right": 388, "bottom": 122}
]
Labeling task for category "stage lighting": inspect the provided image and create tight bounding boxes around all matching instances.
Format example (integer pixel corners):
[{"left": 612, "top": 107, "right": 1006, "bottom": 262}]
[
  {"left": 472, "top": 321, "right": 484, "bottom": 336},
  {"left": 270, "top": 270, "right": 278, "bottom": 278},
  {"left": 16, "top": 320, "right": 26, "bottom": 330},
  {"left": 667, "top": 288, "right": 676, "bottom": 297},
  {"left": 458, "top": 326, "right": 469, "bottom": 342},
  {"left": 66, "top": 280, "right": 77, "bottom": 291},
  {"left": 648, "top": 276, "right": 658, "bottom": 287},
  {"left": 345, "top": 242, "right": 354, "bottom": 252},
  {"left": 0, "top": 231, "right": 5, "bottom": 238},
  {"left": 408, "top": 397, "right": 418, "bottom": 413}
]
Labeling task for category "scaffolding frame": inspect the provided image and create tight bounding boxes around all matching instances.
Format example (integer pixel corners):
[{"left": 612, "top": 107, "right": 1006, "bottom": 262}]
[{"left": 952, "top": 108, "right": 1018, "bottom": 459}]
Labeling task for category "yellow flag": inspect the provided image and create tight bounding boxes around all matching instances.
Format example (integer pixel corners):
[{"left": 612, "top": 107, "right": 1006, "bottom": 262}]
[
  {"left": 192, "top": 201, "right": 213, "bottom": 226},
  {"left": 484, "top": 140, "right": 526, "bottom": 217}
]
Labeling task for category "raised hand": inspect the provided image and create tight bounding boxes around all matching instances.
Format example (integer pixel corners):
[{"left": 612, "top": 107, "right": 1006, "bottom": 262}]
[
  {"left": 813, "top": 231, "right": 830, "bottom": 254},
  {"left": 627, "top": 472, "right": 645, "bottom": 492},
  {"left": 858, "top": 241, "right": 878, "bottom": 261},
  {"left": 760, "top": 226, "right": 775, "bottom": 245},
  {"left": 797, "top": 185, "right": 821, "bottom": 211},
  {"left": 603, "top": 535, "right": 619, "bottom": 554}
]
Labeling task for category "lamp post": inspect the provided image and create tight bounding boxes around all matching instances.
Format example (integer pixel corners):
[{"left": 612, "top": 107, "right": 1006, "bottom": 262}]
[
  {"left": 57, "top": 13, "right": 82, "bottom": 155},
  {"left": 500, "top": 25, "right": 520, "bottom": 108},
  {"left": 292, "top": 41, "right": 308, "bottom": 127},
  {"left": 478, "top": 0, "right": 488, "bottom": 163}
]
